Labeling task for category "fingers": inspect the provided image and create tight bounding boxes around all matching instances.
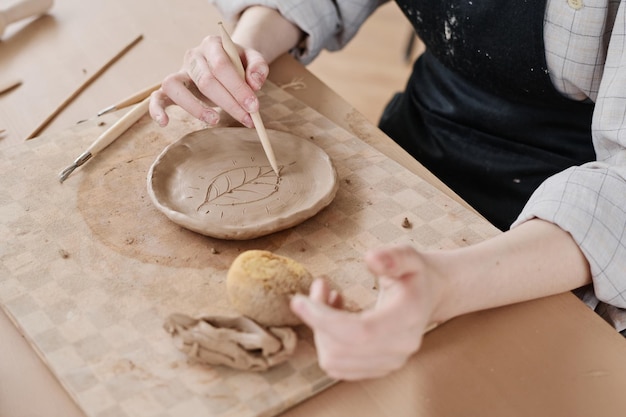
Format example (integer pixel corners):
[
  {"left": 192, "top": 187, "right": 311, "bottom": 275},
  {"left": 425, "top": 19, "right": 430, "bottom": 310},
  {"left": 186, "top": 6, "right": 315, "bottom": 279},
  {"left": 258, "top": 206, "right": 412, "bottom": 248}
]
[
  {"left": 148, "top": 89, "right": 172, "bottom": 127},
  {"left": 149, "top": 73, "right": 221, "bottom": 128},
  {"left": 307, "top": 277, "right": 328, "bottom": 303},
  {"left": 328, "top": 289, "right": 343, "bottom": 309},
  {"left": 149, "top": 35, "right": 270, "bottom": 128},
  {"left": 291, "top": 250, "right": 435, "bottom": 381},
  {"left": 291, "top": 291, "right": 421, "bottom": 380},
  {"left": 364, "top": 246, "right": 432, "bottom": 332},
  {"left": 189, "top": 38, "right": 256, "bottom": 127},
  {"left": 292, "top": 278, "right": 421, "bottom": 341},
  {"left": 308, "top": 278, "right": 343, "bottom": 308},
  {"left": 365, "top": 244, "right": 425, "bottom": 283},
  {"left": 241, "top": 47, "right": 269, "bottom": 91},
  {"left": 291, "top": 289, "right": 354, "bottom": 341}
]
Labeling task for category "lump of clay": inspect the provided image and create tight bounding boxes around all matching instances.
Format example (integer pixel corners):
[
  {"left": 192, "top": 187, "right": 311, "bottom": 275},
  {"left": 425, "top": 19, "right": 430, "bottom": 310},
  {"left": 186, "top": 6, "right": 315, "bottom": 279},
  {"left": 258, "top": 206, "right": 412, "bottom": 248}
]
[
  {"left": 163, "top": 313, "right": 296, "bottom": 371},
  {"left": 227, "top": 250, "right": 313, "bottom": 327}
]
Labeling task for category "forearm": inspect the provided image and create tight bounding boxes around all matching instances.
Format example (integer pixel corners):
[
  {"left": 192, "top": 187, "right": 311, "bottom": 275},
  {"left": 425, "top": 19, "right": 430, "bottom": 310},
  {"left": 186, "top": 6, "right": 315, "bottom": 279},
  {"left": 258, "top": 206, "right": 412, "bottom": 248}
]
[
  {"left": 430, "top": 219, "right": 592, "bottom": 324},
  {"left": 232, "top": 6, "right": 304, "bottom": 64}
]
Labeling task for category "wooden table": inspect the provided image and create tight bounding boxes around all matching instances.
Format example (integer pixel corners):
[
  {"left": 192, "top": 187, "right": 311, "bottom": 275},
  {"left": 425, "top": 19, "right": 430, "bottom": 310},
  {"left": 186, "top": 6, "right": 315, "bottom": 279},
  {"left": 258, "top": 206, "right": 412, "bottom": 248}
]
[{"left": 2, "top": 1, "right": 626, "bottom": 417}]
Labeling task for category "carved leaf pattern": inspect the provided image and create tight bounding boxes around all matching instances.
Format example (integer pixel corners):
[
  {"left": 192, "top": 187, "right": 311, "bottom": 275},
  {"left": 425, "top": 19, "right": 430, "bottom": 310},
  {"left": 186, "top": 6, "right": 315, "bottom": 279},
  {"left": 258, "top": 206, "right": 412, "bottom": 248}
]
[{"left": 196, "top": 165, "right": 280, "bottom": 213}]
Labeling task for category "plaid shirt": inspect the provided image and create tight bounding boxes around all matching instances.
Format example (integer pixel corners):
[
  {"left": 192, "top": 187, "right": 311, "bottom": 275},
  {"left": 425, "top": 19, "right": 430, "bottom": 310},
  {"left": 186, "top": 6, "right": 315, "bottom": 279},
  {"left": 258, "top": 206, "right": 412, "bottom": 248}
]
[{"left": 212, "top": 0, "right": 626, "bottom": 330}]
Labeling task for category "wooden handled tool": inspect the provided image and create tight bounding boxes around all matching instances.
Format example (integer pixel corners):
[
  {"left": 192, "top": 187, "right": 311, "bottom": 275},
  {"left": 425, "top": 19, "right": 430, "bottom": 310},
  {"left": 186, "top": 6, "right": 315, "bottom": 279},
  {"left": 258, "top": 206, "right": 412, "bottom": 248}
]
[
  {"left": 58, "top": 97, "right": 150, "bottom": 183},
  {"left": 26, "top": 33, "right": 143, "bottom": 140},
  {"left": 0, "top": 78, "right": 22, "bottom": 95},
  {"left": 97, "top": 81, "right": 161, "bottom": 116},
  {"left": 218, "top": 22, "right": 279, "bottom": 176},
  {"left": 0, "top": 0, "right": 54, "bottom": 38}
]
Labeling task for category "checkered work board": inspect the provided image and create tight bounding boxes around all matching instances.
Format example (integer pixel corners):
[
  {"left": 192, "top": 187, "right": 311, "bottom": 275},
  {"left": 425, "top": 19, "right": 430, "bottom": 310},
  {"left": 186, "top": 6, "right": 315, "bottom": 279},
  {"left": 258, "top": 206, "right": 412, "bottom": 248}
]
[{"left": 0, "top": 81, "right": 499, "bottom": 417}]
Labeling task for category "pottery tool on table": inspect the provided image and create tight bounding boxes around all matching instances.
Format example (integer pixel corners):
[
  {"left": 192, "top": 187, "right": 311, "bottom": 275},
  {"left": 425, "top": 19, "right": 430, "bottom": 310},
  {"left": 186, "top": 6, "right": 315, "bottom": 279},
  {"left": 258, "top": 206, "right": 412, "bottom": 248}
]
[
  {"left": 0, "top": 78, "right": 22, "bottom": 95},
  {"left": 218, "top": 22, "right": 279, "bottom": 176},
  {"left": 58, "top": 96, "right": 150, "bottom": 183},
  {"left": 26, "top": 33, "right": 144, "bottom": 140},
  {"left": 97, "top": 81, "right": 161, "bottom": 116},
  {"left": 0, "top": 0, "right": 53, "bottom": 38}
]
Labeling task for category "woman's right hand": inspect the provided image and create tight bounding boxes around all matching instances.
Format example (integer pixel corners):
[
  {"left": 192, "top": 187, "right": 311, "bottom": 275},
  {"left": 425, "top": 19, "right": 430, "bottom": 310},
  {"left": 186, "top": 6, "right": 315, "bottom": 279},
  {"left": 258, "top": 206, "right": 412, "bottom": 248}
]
[{"left": 149, "top": 34, "right": 269, "bottom": 128}]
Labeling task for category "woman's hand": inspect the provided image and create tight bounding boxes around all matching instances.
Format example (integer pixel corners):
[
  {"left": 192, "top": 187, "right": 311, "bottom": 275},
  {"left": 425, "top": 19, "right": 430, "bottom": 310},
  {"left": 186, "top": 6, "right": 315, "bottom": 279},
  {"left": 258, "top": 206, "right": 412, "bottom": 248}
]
[
  {"left": 290, "top": 245, "right": 441, "bottom": 381},
  {"left": 290, "top": 219, "right": 592, "bottom": 381},
  {"left": 149, "top": 35, "right": 268, "bottom": 129},
  {"left": 149, "top": 6, "right": 303, "bottom": 129}
]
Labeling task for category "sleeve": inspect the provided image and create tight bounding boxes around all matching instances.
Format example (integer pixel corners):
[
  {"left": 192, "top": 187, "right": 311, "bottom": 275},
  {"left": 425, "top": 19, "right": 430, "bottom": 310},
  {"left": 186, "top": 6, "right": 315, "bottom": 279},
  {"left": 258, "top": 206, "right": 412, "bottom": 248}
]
[
  {"left": 209, "top": 0, "right": 387, "bottom": 64},
  {"left": 511, "top": 3, "right": 626, "bottom": 312}
]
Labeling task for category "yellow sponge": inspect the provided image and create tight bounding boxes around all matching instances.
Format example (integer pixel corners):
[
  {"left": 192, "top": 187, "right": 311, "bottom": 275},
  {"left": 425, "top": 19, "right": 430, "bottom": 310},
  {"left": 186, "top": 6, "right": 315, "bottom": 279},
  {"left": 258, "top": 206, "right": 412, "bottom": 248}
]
[{"left": 227, "top": 250, "right": 313, "bottom": 326}]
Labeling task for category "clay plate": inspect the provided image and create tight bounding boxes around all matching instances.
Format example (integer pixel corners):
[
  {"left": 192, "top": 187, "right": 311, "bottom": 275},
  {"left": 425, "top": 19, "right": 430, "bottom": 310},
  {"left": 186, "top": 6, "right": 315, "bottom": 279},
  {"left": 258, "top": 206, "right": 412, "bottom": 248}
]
[{"left": 147, "top": 128, "right": 338, "bottom": 240}]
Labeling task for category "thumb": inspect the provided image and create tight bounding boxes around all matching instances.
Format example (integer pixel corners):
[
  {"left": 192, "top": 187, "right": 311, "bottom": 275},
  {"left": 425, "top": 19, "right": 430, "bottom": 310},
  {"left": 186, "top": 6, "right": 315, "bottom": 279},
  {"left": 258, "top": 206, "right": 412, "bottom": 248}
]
[
  {"left": 243, "top": 48, "right": 269, "bottom": 91},
  {"left": 365, "top": 245, "right": 424, "bottom": 285},
  {"left": 290, "top": 294, "right": 349, "bottom": 336},
  {"left": 365, "top": 246, "right": 429, "bottom": 323}
]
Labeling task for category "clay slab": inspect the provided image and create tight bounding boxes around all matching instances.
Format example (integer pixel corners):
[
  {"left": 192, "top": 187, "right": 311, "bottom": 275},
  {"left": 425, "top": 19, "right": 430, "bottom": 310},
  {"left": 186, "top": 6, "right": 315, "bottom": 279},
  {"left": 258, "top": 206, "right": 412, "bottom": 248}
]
[{"left": 147, "top": 128, "right": 339, "bottom": 240}]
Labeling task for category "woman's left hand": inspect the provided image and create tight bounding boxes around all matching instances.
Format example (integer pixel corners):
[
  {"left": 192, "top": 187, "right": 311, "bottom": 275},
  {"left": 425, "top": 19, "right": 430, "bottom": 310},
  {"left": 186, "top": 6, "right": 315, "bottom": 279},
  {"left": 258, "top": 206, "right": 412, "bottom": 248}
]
[{"left": 290, "top": 245, "right": 440, "bottom": 380}]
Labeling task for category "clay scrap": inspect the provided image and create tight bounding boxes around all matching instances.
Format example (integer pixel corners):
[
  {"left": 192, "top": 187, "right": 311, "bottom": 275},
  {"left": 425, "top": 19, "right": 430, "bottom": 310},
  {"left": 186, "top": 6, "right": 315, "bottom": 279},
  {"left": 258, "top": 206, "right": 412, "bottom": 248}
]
[{"left": 163, "top": 313, "right": 297, "bottom": 372}]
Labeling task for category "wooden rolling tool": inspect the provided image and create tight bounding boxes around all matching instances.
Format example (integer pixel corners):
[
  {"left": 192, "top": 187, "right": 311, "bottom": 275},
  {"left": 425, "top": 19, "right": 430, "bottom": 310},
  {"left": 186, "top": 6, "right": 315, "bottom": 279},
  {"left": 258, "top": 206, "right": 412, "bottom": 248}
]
[{"left": 0, "top": 0, "right": 54, "bottom": 38}]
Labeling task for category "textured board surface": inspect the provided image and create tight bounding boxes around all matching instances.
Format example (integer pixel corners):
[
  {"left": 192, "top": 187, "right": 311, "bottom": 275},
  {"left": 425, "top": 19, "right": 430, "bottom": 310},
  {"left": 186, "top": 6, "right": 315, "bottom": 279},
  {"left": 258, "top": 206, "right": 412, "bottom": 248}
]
[{"left": 0, "top": 81, "right": 498, "bottom": 417}]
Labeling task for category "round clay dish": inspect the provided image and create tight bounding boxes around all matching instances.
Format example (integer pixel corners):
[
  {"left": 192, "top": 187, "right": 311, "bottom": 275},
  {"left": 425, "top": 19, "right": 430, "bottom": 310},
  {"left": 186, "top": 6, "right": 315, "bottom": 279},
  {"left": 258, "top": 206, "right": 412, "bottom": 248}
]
[{"left": 147, "top": 128, "right": 338, "bottom": 240}]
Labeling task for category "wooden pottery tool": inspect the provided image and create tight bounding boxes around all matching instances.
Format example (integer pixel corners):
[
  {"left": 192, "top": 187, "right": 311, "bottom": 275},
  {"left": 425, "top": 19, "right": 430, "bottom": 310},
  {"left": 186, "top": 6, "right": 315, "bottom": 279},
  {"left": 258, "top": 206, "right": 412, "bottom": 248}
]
[
  {"left": 97, "top": 81, "right": 161, "bottom": 116},
  {"left": 26, "top": 33, "right": 144, "bottom": 140},
  {"left": 58, "top": 97, "right": 150, "bottom": 183},
  {"left": 0, "top": 0, "right": 54, "bottom": 38},
  {"left": 218, "top": 22, "right": 279, "bottom": 176},
  {"left": 0, "top": 78, "right": 22, "bottom": 95}
]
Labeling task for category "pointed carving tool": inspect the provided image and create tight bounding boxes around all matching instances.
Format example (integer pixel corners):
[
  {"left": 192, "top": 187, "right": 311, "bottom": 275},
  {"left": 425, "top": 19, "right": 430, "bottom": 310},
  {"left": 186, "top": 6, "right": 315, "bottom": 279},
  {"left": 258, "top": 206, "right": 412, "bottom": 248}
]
[
  {"left": 58, "top": 97, "right": 149, "bottom": 183},
  {"left": 97, "top": 81, "right": 161, "bottom": 116},
  {"left": 218, "top": 22, "right": 279, "bottom": 176},
  {"left": 27, "top": 33, "right": 143, "bottom": 140},
  {"left": 0, "top": 78, "right": 22, "bottom": 95}
]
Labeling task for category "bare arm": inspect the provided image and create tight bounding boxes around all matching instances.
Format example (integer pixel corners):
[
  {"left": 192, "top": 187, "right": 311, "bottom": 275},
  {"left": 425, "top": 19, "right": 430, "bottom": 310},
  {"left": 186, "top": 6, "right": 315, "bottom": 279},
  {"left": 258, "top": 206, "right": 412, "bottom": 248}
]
[
  {"left": 430, "top": 218, "right": 591, "bottom": 323},
  {"left": 291, "top": 219, "right": 591, "bottom": 380},
  {"left": 231, "top": 6, "right": 303, "bottom": 65}
]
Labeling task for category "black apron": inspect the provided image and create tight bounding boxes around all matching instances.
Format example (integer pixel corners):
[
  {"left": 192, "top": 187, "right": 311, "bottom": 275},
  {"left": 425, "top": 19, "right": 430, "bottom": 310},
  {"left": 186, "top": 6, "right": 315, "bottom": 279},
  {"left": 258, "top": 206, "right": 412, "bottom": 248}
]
[{"left": 379, "top": 0, "right": 596, "bottom": 230}]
